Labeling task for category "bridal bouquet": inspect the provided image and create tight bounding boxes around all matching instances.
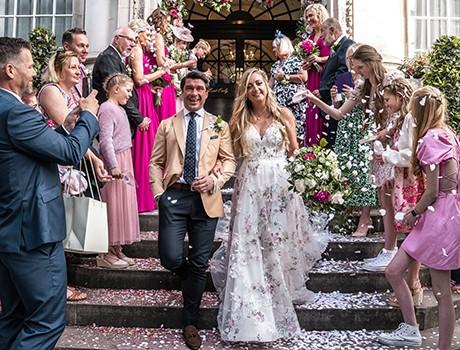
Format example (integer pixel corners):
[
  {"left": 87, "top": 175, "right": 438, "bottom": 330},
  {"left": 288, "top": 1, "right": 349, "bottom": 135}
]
[
  {"left": 286, "top": 138, "right": 350, "bottom": 215},
  {"left": 151, "top": 66, "right": 172, "bottom": 106},
  {"left": 294, "top": 38, "right": 321, "bottom": 72}
]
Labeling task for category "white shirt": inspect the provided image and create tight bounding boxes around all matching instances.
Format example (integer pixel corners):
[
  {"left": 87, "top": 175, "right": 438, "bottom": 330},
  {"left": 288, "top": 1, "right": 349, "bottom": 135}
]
[
  {"left": 177, "top": 107, "right": 205, "bottom": 183},
  {"left": 382, "top": 113, "right": 414, "bottom": 167},
  {"left": 0, "top": 88, "right": 23, "bottom": 103}
]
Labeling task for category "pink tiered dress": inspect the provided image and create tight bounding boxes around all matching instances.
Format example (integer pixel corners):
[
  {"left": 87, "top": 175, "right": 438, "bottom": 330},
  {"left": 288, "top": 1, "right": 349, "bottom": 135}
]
[
  {"left": 401, "top": 129, "right": 460, "bottom": 270},
  {"left": 132, "top": 49, "right": 160, "bottom": 212}
]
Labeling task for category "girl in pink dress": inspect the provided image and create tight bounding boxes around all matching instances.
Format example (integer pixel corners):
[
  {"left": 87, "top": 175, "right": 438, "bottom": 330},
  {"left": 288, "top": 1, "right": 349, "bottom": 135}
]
[
  {"left": 303, "top": 4, "right": 330, "bottom": 146},
  {"left": 379, "top": 86, "right": 460, "bottom": 349},
  {"left": 97, "top": 73, "right": 140, "bottom": 269},
  {"left": 128, "top": 19, "right": 168, "bottom": 212},
  {"left": 370, "top": 78, "right": 424, "bottom": 306}
]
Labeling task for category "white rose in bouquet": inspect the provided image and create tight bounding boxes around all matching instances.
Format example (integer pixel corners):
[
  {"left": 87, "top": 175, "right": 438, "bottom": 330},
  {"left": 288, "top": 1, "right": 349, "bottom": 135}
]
[
  {"left": 321, "top": 171, "right": 329, "bottom": 180},
  {"left": 294, "top": 163, "right": 305, "bottom": 173},
  {"left": 331, "top": 192, "right": 345, "bottom": 205},
  {"left": 304, "top": 178, "right": 316, "bottom": 188},
  {"left": 294, "top": 179, "right": 306, "bottom": 193},
  {"left": 331, "top": 167, "right": 341, "bottom": 179}
]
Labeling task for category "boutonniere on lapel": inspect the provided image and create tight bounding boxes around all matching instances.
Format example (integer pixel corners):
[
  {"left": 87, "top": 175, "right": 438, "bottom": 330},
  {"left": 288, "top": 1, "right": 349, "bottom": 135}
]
[
  {"left": 84, "top": 68, "right": 92, "bottom": 78},
  {"left": 331, "top": 41, "right": 341, "bottom": 55},
  {"left": 209, "top": 115, "right": 224, "bottom": 133}
]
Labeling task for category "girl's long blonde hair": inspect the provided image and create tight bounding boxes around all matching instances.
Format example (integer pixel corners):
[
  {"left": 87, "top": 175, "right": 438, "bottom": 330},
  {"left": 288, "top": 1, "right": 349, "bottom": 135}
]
[
  {"left": 383, "top": 77, "right": 413, "bottom": 131},
  {"left": 229, "top": 68, "right": 286, "bottom": 158},
  {"left": 410, "top": 86, "right": 448, "bottom": 177}
]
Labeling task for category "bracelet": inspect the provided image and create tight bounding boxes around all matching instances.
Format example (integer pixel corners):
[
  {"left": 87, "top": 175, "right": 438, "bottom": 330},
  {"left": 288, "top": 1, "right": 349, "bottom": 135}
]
[{"left": 411, "top": 208, "right": 418, "bottom": 217}]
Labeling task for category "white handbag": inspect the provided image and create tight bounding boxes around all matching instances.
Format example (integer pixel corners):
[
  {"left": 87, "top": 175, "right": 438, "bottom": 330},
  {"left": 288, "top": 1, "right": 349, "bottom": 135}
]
[{"left": 63, "top": 159, "right": 109, "bottom": 254}]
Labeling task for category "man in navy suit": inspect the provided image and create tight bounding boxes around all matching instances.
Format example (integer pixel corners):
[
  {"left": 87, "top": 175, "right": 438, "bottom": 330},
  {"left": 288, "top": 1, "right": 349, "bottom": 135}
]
[
  {"left": 0, "top": 37, "right": 100, "bottom": 350},
  {"left": 315, "top": 18, "right": 354, "bottom": 146}
]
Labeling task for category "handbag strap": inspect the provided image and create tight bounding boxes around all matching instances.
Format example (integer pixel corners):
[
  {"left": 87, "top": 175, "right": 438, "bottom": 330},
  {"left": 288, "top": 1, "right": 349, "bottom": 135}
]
[{"left": 83, "top": 155, "right": 102, "bottom": 200}]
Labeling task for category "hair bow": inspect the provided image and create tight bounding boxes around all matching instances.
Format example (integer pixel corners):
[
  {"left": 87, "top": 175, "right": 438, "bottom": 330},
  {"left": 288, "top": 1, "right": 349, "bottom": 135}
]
[{"left": 274, "top": 30, "right": 284, "bottom": 39}]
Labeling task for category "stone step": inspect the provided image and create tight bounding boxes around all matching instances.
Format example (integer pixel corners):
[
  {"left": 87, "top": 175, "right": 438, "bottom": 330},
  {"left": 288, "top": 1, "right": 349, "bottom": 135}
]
[
  {"left": 122, "top": 232, "right": 404, "bottom": 261},
  {"left": 65, "top": 288, "right": 460, "bottom": 331},
  {"left": 138, "top": 209, "right": 386, "bottom": 233},
  {"left": 67, "top": 257, "right": 431, "bottom": 293},
  {"left": 56, "top": 320, "right": 460, "bottom": 350}
]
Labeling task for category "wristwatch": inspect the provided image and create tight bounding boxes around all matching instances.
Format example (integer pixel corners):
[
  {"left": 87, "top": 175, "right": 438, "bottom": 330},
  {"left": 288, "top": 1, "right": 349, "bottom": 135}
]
[{"left": 411, "top": 208, "right": 418, "bottom": 217}]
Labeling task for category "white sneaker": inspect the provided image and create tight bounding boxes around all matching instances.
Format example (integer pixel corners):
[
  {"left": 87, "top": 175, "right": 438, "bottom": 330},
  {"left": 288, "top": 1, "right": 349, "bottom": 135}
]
[
  {"left": 362, "top": 248, "right": 397, "bottom": 272},
  {"left": 378, "top": 322, "right": 422, "bottom": 347}
]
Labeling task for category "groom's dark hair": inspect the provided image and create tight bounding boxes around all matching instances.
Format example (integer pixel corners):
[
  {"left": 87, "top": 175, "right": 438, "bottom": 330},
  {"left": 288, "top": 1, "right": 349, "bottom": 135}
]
[{"left": 181, "top": 70, "right": 210, "bottom": 90}]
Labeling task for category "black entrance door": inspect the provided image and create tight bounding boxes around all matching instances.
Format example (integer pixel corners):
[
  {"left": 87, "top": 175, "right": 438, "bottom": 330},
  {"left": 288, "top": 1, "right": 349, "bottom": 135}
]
[{"left": 186, "top": 0, "right": 301, "bottom": 118}]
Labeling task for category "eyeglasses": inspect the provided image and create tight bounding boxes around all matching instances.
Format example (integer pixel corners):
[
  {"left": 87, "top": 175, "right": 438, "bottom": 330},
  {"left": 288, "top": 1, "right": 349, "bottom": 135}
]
[{"left": 117, "top": 34, "right": 137, "bottom": 43}]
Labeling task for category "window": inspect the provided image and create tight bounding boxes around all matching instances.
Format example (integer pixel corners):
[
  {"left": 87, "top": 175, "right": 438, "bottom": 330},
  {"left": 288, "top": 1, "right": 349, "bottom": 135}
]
[
  {"left": 0, "top": 0, "right": 73, "bottom": 40},
  {"left": 409, "top": 0, "right": 460, "bottom": 54}
]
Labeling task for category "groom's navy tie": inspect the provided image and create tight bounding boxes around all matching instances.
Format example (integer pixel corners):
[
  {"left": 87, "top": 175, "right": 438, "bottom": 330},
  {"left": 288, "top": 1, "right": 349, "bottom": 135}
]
[{"left": 184, "top": 112, "right": 197, "bottom": 184}]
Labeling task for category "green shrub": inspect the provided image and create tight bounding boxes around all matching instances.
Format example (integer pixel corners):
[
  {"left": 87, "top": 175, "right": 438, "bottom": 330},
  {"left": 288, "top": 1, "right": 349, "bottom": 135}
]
[
  {"left": 423, "top": 35, "right": 460, "bottom": 132},
  {"left": 28, "top": 26, "right": 56, "bottom": 89}
]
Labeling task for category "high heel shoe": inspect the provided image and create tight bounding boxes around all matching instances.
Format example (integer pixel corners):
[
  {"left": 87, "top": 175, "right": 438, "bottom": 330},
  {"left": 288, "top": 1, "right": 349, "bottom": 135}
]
[
  {"left": 352, "top": 219, "right": 373, "bottom": 238},
  {"left": 388, "top": 282, "right": 423, "bottom": 307}
]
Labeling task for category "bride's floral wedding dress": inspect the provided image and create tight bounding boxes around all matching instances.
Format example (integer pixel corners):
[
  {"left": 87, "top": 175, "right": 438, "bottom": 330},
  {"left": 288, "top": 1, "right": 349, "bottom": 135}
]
[{"left": 215, "top": 121, "right": 328, "bottom": 342}]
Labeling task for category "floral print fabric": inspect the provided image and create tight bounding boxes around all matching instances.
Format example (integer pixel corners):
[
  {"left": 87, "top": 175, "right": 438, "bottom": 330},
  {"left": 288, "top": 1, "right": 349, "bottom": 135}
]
[{"left": 216, "top": 122, "right": 327, "bottom": 342}]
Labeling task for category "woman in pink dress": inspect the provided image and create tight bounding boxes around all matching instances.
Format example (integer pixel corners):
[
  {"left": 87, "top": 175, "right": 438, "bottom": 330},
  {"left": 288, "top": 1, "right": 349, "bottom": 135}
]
[
  {"left": 128, "top": 19, "right": 169, "bottom": 212},
  {"left": 147, "top": 8, "right": 177, "bottom": 121},
  {"left": 303, "top": 4, "right": 330, "bottom": 146},
  {"left": 379, "top": 86, "right": 460, "bottom": 350}
]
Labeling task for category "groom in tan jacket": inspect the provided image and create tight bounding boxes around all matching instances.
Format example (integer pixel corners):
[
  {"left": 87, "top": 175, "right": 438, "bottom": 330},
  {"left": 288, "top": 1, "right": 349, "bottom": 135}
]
[{"left": 149, "top": 70, "right": 236, "bottom": 350}]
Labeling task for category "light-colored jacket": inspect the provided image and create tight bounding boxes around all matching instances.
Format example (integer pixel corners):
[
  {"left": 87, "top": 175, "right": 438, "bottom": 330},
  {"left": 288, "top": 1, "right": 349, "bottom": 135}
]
[{"left": 149, "top": 109, "right": 236, "bottom": 217}]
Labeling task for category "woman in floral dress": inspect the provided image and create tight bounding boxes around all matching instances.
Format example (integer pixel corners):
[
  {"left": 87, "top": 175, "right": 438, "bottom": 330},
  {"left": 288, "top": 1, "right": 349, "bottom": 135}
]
[
  {"left": 270, "top": 33, "right": 308, "bottom": 142},
  {"left": 331, "top": 44, "right": 378, "bottom": 236},
  {"left": 216, "top": 68, "right": 327, "bottom": 343}
]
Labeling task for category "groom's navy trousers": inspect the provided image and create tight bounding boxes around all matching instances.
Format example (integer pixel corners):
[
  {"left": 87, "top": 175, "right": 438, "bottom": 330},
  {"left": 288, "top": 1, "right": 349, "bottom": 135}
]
[{"left": 158, "top": 185, "right": 218, "bottom": 326}]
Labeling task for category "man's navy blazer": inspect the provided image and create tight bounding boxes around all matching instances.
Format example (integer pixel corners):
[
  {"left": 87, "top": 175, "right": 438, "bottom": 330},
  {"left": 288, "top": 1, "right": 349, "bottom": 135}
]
[{"left": 0, "top": 89, "right": 99, "bottom": 253}]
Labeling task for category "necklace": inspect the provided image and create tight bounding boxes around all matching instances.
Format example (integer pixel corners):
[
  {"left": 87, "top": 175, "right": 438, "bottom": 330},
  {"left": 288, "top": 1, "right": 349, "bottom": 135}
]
[{"left": 254, "top": 109, "right": 269, "bottom": 121}]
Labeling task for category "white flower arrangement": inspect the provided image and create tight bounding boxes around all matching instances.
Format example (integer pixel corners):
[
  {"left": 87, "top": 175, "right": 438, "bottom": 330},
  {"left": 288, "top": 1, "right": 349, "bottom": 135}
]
[{"left": 285, "top": 138, "right": 351, "bottom": 215}]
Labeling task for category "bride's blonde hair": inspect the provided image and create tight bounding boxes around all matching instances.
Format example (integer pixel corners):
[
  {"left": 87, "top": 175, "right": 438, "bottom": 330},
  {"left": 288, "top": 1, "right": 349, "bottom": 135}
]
[{"left": 229, "top": 68, "right": 287, "bottom": 158}]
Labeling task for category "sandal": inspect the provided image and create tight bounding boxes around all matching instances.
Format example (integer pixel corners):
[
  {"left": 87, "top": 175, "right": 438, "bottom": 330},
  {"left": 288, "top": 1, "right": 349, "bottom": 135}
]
[
  {"left": 450, "top": 281, "right": 460, "bottom": 293},
  {"left": 67, "top": 287, "right": 87, "bottom": 301},
  {"left": 388, "top": 282, "right": 423, "bottom": 307},
  {"left": 352, "top": 219, "right": 373, "bottom": 238}
]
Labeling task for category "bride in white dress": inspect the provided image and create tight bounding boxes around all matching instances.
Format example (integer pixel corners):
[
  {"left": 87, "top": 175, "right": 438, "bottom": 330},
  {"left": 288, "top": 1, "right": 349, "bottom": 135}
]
[{"left": 215, "top": 68, "right": 327, "bottom": 343}]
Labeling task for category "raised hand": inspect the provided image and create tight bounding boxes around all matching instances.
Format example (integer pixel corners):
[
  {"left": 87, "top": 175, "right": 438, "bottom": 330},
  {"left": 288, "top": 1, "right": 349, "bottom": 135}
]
[{"left": 79, "top": 90, "right": 99, "bottom": 116}]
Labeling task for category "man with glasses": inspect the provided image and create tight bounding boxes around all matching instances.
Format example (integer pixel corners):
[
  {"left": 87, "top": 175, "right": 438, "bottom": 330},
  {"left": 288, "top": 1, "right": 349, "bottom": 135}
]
[{"left": 93, "top": 26, "right": 150, "bottom": 135}]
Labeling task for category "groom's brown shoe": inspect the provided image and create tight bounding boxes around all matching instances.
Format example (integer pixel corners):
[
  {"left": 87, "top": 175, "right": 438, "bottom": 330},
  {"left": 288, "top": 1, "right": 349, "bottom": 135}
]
[{"left": 183, "top": 325, "right": 202, "bottom": 349}]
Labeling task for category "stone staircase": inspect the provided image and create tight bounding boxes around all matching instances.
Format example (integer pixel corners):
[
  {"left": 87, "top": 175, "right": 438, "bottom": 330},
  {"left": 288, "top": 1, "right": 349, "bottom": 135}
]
[{"left": 58, "top": 210, "right": 460, "bottom": 349}]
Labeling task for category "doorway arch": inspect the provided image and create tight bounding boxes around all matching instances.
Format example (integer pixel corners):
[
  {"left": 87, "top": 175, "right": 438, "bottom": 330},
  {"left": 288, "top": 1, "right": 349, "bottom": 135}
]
[{"left": 185, "top": 0, "right": 302, "bottom": 117}]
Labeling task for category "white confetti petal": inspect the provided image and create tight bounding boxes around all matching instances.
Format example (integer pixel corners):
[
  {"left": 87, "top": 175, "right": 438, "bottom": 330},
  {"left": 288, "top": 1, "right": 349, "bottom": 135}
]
[
  {"left": 427, "top": 206, "right": 435, "bottom": 212},
  {"left": 394, "top": 212, "right": 405, "bottom": 221}
]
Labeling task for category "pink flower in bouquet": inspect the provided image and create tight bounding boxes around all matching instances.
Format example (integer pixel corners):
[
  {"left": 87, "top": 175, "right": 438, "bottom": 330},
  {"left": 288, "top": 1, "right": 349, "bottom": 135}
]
[
  {"left": 301, "top": 39, "right": 315, "bottom": 55},
  {"left": 162, "top": 72, "right": 172, "bottom": 83},
  {"left": 313, "top": 191, "right": 331, "bottom": 203},
  {"left": 169, "top": 7, "right": 178, "bottom": 18},
  {"left": 304, "top": 153, "right": 316, "bottom": 160}
]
